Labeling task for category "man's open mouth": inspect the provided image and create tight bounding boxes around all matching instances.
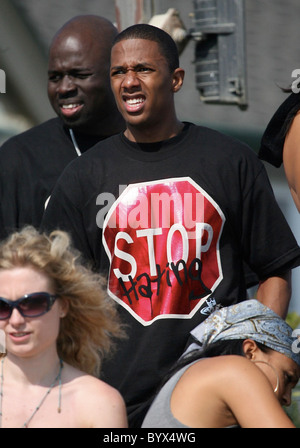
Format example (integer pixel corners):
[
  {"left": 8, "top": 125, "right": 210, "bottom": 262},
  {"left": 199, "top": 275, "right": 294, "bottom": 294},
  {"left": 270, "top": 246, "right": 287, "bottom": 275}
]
[
  {"left": 60, "top": 103, "right": 83, "bottom": 117},
  {"left": 123, "top": 96, "right": 145, "bottom": 113}
]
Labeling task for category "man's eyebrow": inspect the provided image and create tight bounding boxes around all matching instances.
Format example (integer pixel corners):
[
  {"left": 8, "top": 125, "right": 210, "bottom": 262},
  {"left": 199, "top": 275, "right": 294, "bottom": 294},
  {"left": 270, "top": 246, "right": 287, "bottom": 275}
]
[
  {"left": 134, "top": 62, "right": 154, "bottom": 69},
  {"left": 110, "top": 65, "right": 124, "bottom": 70},
  {"left": 48, "top": 67, "right": 92, "bottom": 73},
  {"left": 111, "top": 62, "right": 154, "bottom": 70}
]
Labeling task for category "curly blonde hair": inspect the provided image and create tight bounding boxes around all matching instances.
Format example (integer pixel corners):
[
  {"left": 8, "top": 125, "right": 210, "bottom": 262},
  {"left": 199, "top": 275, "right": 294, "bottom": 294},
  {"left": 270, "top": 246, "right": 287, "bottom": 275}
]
[{"left": 0, "top": 226, "right": 125, "bottom": 376}]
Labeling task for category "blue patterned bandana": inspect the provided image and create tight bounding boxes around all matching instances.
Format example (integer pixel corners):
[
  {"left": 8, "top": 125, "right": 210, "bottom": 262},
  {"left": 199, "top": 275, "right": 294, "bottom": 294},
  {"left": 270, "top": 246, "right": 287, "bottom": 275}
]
[{"left": 189, "top": 299, "right": 300, "bottom": 366}]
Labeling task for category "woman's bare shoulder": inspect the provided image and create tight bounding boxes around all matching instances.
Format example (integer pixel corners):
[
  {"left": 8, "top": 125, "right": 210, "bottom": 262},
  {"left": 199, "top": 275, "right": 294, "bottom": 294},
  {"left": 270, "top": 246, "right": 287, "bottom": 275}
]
[
  {"left": 63, "top": 363, "right": 123, "bottom": 400},
  {"left": 176, "top": 355, "right": 293, "bottom": 428},
  {"left": 186, "top": 355, "right": 253, "bottom": 376},
  {"left": 182, "top": 355, "right": 270, "bottom": 397},
  {"left": 62, "top": 363, "right": 128, "bottom": 428}
]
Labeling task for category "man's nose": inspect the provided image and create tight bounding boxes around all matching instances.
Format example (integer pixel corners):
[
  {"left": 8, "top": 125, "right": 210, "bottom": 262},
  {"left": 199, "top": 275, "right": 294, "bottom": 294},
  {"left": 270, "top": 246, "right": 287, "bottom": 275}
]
[
  {"left": 57, "top": 75, "right": 77, "bottom": 96},
  {"left": 122, "top": 71, "right": 140, "bottom": 89}
]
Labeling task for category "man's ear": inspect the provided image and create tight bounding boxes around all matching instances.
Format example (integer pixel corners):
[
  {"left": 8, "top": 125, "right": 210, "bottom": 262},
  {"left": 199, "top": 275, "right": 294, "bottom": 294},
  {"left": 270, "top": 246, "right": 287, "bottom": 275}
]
[
  {"left": 242, "top": 339, "right": 260, "bottom": 360},
  {"left": 172, "top": 67, "right": 185, "bottom": 92}
]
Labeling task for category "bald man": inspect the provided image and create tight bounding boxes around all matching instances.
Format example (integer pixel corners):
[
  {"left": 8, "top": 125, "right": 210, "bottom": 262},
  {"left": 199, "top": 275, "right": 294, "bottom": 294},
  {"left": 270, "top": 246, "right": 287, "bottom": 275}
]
[{"left": 0, "top": 15, "right": 124, "bottom": 238}]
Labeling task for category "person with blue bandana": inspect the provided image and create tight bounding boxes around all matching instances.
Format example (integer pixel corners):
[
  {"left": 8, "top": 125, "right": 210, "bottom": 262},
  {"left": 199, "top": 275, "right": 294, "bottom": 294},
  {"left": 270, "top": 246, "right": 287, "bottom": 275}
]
[{"left": 142, "top": 299, "right": 300, "bottom": 428}]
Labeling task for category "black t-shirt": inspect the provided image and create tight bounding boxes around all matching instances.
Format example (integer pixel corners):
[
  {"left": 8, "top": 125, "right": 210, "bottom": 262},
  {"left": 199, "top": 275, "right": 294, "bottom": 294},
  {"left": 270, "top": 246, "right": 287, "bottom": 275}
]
[
  {"left": 42, "top": 122, "right": 300, "bottom": 426},
  {"left": 0, "top": 117, "right": 101, "bottom": 238}
]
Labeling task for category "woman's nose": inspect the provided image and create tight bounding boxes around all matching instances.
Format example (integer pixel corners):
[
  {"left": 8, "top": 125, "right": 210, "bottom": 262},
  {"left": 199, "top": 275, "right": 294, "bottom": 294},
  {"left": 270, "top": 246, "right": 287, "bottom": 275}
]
[
  {"left": 281, "top": 390, "right": 292, "bottom": 407},
  {"left": 9, "top": 307, "right": 26, "bottom": 326}
]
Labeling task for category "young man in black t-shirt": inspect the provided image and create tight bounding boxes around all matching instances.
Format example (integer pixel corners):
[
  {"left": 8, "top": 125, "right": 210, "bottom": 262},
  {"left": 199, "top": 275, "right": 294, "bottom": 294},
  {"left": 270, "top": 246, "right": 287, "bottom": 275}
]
[{"left": 43, "top": 24, "right": 300, "bottom": 427}]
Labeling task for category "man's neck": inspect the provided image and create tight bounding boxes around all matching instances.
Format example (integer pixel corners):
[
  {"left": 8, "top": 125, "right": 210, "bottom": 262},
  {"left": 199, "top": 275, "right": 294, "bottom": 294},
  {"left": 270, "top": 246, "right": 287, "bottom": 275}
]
[{"left": 124, "top": 120, "right": 184, "bottom": 144}]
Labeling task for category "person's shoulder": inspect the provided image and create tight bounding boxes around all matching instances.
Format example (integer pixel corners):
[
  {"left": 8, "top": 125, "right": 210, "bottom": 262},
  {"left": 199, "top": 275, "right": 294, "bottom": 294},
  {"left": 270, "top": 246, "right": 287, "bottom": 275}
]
[
  {"left": 78, "top": 374, "right": 123, "bottom": 399},
  {"left": 0, "top": 118, "right": 63, "bottom": 153},
  {"left": 205, "top": 354, "right": 259, "bottom": 373},
  {"left": 59, "top": 132, "right": 121, "bottom": 175},
  {"left": 198, "top": 355, "right": 273, "bottom": 390},
  {"left": 63, "top": 365, "right": 127, "bottom": 427},
  {"left": 64, "top": 363, "right": 125, "bottom": 406},
  {"left": 185, "top": 355, "right": 274, "bottom": 407},
  {"left": 2, "top": 117, "right": 61, "bottom": 142},
  {"left": 81, "top": 132, "right": 121, "bottom": 158},
  {"left": 191, "top": 123, "right": 258, "bottom": 158},
  {"left": 187, "top": 355, "right": 257, "bottom": 381}
]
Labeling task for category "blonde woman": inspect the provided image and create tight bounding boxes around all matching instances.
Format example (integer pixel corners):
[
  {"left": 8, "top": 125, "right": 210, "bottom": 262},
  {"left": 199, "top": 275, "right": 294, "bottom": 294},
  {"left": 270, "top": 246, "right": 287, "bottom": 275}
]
[{"left": 0, "top": 226, "right": 127, "bottom": 428}]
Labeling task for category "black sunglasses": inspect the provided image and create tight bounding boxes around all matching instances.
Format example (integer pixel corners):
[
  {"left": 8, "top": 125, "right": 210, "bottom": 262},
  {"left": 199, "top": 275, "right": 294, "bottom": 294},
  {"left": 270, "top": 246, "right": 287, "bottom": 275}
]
[{"left": 0, "top": 292, "right": 57, "bottom": 320}]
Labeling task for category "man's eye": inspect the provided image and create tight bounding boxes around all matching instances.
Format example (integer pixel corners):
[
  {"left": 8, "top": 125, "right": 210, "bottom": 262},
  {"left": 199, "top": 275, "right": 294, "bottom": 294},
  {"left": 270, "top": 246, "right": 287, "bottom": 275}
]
[
  {"left": 75, "top": 73, "right": 91, "bottom": 79},
  {"left": 48, "top": 74, "right": 61, "bottom": 82},
  {"left": 111, "top": 69, "right": 125, "bottom": 76},
  {"left": 48, "top": 73, "right": 91, "bottom": 81}
]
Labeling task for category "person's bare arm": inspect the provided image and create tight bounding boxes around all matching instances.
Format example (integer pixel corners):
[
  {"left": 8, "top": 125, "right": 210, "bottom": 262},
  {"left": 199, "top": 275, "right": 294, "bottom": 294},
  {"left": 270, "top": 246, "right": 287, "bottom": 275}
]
[
  {"left": 256, "top": 271, "right": 291, "bottom": 318},
  {"left": 222, "top": 357, "right": 295, "bottom": 428},
  {"left": 283, "top": 111, "right": 300, "bottom": 213}
]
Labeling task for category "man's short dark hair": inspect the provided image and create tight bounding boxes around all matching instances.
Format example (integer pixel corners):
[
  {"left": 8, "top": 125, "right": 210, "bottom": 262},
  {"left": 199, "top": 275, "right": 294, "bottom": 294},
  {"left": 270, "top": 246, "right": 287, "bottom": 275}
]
[{"left": 113, "top": 23, "right": 179, "bottom": 73}]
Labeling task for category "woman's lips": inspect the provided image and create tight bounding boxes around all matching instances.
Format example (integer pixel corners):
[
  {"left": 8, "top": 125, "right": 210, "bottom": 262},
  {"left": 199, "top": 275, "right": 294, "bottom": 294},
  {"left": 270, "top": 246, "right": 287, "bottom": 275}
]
[{"left": 9, "top": 332, "right": 31, "bottom": 342}]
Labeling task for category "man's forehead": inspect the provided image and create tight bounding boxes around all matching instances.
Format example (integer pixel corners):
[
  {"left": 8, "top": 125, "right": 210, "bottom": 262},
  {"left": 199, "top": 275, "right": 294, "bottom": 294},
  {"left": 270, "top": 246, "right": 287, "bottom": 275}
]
[
  {"left": 51, "top": 33, "right": 92, "bottom": 53},
  {"left": 61, "top": 35, "right": 86, "bottom": 51},
  {"left": 111, "top": 39, "right": 164, "bottom": 63},
  {"left": 114, "top": 37, "right": 159, "bottom": 47},
  {"left": 49, "top": 34, "right": 106, "bottom": 69}
]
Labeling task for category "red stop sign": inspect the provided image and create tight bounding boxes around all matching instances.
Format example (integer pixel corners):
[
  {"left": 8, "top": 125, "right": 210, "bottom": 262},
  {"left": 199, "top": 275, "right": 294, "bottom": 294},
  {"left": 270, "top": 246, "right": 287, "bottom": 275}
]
[{"left": 103, "top": 177, "right": 225, "bottom": 325}]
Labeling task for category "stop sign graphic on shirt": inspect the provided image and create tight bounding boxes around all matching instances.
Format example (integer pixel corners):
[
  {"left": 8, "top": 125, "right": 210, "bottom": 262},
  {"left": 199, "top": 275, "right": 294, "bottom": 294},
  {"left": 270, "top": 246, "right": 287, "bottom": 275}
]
[{"left": 103, "top": 177, "right": 225, "bottom": 325}]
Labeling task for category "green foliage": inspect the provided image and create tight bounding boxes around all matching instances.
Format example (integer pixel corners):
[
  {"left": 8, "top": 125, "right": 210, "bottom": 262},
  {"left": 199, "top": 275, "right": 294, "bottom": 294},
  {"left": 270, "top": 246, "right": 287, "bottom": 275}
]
[{"left": 286, "top": 311, "right": 300, "bottom": 330}]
